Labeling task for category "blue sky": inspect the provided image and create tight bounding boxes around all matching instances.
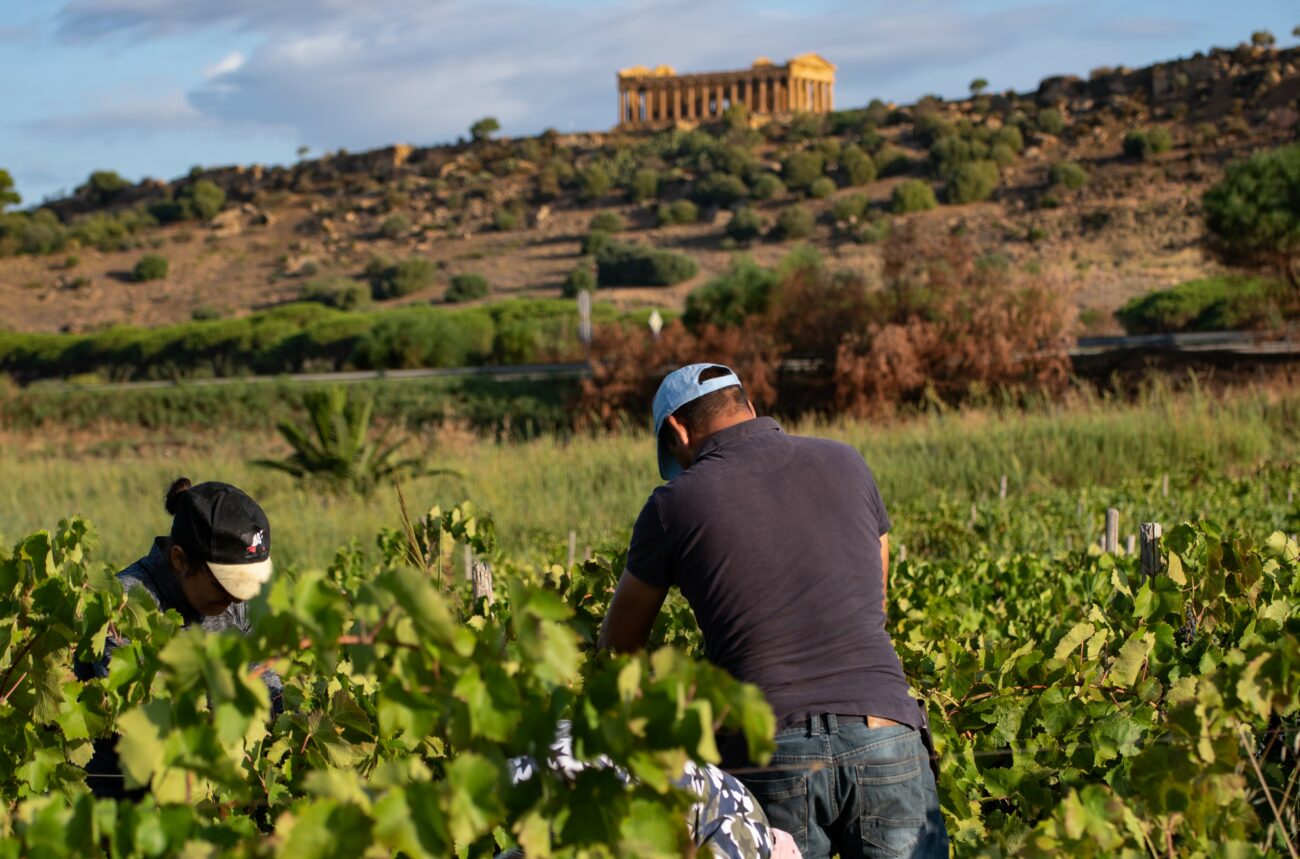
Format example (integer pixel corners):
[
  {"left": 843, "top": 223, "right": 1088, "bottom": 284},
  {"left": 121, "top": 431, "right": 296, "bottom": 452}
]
[{"left": 1, "top": 0, "right": 1297, "bottom": 204}]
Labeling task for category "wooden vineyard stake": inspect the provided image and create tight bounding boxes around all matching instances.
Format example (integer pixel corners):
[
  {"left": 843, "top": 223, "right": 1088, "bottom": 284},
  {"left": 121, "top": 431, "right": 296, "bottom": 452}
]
[
  {"left": 999, "top": 474, "right": 1008, "bottom": 501},
  {"left": 1105, "top": 508, "right": 1119, "bottom": 554},
  {"left": 1141, "top": 523, "right": 1163, "bottom": 578},
  {"left": 471, "top": 561, "right": 494, "bottom": 605},
  {"left": 1126, "top": 534, "right": 1136, "bottom": 556},
  {"left": 1162, "top": 473, "right": 1169, "bottom": 498},
  {"left": 568, "top": 530, "right": 577, "bottom": 569}
]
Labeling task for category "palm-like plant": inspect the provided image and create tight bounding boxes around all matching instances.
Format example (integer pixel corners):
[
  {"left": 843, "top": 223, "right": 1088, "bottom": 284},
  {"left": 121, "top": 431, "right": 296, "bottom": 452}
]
[{"left": 253, "top": 387, "right": 442, "bottom": 495}]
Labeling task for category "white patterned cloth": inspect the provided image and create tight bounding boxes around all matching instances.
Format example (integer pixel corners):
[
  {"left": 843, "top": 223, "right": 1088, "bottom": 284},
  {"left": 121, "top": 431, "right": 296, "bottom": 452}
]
[{"left": 506, "top": 721, "right": 798, "bottom": 858}]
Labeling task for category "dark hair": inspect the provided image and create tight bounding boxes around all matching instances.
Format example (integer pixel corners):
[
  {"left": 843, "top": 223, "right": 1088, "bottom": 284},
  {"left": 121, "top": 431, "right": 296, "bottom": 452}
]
[
  {"left": 164, "top": 477, "right": 192, "bottom": 516},
  {"left": 664, "top": 366, "right": 750, "bottom": 439}
]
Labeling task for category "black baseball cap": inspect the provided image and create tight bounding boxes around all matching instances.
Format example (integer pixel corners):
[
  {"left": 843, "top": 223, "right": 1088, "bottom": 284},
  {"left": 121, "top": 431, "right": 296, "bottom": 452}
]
[{"left": 170, "top": 482, "right": 273, "bottom": 601}]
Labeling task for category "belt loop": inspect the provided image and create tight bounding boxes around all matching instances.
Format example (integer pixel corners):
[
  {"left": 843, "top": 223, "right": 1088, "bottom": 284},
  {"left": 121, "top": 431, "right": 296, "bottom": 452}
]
[
  {"left": 807, "top": 715, "right": 821, "bottom": 736},
  {"left": 827, "top": 713, "right": 838, "bottom": 735}
]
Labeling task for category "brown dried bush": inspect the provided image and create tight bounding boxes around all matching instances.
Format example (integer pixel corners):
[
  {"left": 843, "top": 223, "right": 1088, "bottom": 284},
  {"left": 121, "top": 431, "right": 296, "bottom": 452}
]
[
  {"left": 577, "top": 320, "right": 780, "bottom": 430},
  {"left": 833, "top": 222, "right": 1073, "bottom": 415}
]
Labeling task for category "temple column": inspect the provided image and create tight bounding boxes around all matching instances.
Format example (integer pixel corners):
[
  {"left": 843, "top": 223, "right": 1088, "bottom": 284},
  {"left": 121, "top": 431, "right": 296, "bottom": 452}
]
[
  {"left": 759, "top": 78, "right": 768, "bottom": 114},
  {"left": 729, "top": 80, "right": 739, "bottom": 110},
  {"left": 744, "top": 78, "right": 753, "bottom": 112},
  {"left": 827, "top": 82, "right": 833, "bottom": 112},
  {"left": 672, "top": 86, "right": 682, "bottom": 120}
]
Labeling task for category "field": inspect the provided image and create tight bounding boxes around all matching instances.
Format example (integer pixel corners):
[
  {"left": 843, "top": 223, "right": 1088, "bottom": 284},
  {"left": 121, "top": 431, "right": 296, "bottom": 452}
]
[{"left": 2, "top": 383, "right": 1300, "bottom": 856}]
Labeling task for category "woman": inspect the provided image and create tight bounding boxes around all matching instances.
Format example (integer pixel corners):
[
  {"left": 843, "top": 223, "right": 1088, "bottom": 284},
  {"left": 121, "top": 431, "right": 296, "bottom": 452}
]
[{"left": 78, "top": 478, "right": 283, "bottom": 795}]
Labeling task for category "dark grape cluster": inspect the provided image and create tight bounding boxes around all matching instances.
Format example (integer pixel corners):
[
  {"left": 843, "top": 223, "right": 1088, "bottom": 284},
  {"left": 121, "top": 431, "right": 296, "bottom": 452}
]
[{"left": 1177, "top": 605, "right": 1198, "bottom": 647}]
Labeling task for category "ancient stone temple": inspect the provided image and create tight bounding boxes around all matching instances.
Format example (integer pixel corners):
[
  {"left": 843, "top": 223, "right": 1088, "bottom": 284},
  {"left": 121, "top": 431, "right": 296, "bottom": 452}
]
[{"left": 616, "top": 53, "right": 836, "bottom": 128}]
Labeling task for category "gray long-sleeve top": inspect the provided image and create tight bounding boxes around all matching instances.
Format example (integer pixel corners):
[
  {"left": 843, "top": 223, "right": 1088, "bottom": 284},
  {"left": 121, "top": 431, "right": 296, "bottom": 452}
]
[{"left": 77, "top": 537, "right": 284, "bottom": 706}]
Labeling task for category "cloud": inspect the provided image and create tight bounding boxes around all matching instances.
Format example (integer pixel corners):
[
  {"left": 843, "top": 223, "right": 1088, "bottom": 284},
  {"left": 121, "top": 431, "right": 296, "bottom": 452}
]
[
  {"left": 204, "top": 50, "right": 245, "bottom": 79},
  {"left": 170, "top": 0, "right": 1046, "bottom": 152}
]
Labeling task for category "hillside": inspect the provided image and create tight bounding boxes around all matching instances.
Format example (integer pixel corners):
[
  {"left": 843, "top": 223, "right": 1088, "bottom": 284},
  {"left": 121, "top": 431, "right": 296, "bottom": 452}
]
[{"left": 1, "top": 40, "right": 1298, "bottom": 336}]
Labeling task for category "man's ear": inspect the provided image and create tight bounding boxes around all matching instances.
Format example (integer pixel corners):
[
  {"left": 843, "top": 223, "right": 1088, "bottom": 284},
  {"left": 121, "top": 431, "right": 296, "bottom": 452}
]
[
  {"left": 664, "top": 413, "right": 691, "bottom": 449},
  {"left": 169, "top": 544, "right": 190, "bottom": 576}
]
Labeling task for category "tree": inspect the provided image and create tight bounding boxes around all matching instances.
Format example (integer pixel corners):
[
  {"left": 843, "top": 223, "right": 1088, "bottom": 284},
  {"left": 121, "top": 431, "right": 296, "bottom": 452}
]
[
  {"left": 1202, "top": 143, "right": 1300, "bottom": 288},
  {"left": 891, "top": 180, "right": 938, "bottom": 213},
  {"left": 969, "top": 78, "right": 989, "bottom": 96},
  {"left": 252, "top": 387, "right": 434, "bottom": 496},
  {"left": 0, "top": 169, "right": 19, "bottom": 212},
  {"left": 470, "top": 117, "right": 501, "bottom": 142},
  {"left": 132, "top": 253, "right": 169, "bottom": 282},
  {"left": 1250, "top": 30, "right": 1275, "bottom": 48},
  {"left": 296, "top": 145, "right": 311, "bottom": 159}
]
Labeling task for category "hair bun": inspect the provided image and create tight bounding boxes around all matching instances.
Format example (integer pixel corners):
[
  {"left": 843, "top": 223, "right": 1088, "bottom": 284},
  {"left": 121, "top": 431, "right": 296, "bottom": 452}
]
[{"left": 164, "top": 477, "right": 193, "bottom": 515}]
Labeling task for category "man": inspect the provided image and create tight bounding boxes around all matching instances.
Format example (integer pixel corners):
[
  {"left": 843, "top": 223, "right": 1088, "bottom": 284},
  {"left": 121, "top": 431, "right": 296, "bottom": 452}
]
[
  {"left": 599, "top": 364, "right": 948, "bottom": 859},
  {"left": 77, "top": 478, "right": 282, "bottom": 797}
]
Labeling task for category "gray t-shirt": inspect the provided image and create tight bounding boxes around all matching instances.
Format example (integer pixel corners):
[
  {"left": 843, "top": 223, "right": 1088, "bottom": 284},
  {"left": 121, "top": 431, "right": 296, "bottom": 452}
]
[{"left": 626, "top": 417, "right": 920, "bottom": 739}]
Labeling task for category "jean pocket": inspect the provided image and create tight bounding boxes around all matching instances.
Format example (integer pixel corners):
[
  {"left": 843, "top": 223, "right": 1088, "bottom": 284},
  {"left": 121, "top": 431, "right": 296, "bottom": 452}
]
[
  {"left": 739, "top": 773, "right": 808, "bottom": 854},
  {"left": 855, "top": 752, "right": 929, "bottom": 858}
]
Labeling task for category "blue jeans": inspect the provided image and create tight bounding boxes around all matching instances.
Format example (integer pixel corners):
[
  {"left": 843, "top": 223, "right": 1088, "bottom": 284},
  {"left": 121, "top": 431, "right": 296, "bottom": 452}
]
[{"left": 735, "top": 715, "right": 949, "bottom": 859}]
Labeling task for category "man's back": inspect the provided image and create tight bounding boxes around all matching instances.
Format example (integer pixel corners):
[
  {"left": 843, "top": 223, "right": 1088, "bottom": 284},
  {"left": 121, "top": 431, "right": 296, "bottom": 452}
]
[{"left": 626, "top": 417, "right": 919, "bottom": 733}]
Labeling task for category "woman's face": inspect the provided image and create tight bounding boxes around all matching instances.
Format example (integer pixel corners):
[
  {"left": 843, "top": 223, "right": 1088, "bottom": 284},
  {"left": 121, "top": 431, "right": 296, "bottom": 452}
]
[{"left": 169, "top": 544, "right": 239, "bottom": 616}]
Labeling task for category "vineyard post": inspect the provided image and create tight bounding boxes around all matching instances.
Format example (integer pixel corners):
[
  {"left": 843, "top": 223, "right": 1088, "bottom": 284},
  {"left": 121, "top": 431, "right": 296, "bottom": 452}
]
[
  {"left": 1161, "top": 473, "right": 1169, "bottom": 498},
  {"left": 471, "top": 560, "right": 494, "bottom": 605},
  {"left": 568, "top": 530, "right": 577, "bottom": 569},
  {"left": 999, "top": 475, "right": 1007, "bottom": 501},
  {"left": 1141, "top": 522, "right": 1163, "bottom": 578},
  {"left": 899, "top": 544, "right": 908, "bottom": 562},
  {"left": 1105, "top": 508, "right": 1119, "bottom": 554},
  {"left": 1125, "top": 534, "right": 1136, "bottom": 556},
  {"left": 583, "top": 546, "right": 592, "bottom": 563},
  {"left": 1288, "top": 487, "right": 1294, "bottom": 506},
  {"left": 969, "top": 503, "right": 977, "bottom": 529},
  {"left": 464, "top": 545, "right": 472, "bottom": 580}
]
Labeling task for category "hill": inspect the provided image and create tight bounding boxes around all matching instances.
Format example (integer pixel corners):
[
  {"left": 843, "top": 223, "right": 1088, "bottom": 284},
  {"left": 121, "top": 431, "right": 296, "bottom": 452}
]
[{"left": 0, "top": 39, "right": 1298, "bottom": 337}]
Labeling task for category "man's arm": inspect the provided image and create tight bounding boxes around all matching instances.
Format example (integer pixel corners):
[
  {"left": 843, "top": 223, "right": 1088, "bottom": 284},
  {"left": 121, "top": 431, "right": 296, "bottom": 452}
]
[
  {"left": 597, "top": 571, "right": 670, "bottom": 653},
  {"left": 880, "top": 532, "right": 890, "bottom": 614}
]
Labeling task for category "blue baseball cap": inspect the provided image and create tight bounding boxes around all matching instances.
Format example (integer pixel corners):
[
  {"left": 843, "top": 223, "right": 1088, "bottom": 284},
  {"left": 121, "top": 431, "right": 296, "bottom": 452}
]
[{"left": 652, "top": 363, "right": 743, "bottom": 480}]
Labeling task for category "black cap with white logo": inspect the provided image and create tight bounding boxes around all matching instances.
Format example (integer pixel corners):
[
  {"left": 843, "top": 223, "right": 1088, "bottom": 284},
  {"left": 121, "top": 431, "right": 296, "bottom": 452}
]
[{"left": 170, "top": 482, "right": 273, "bottom": 601}]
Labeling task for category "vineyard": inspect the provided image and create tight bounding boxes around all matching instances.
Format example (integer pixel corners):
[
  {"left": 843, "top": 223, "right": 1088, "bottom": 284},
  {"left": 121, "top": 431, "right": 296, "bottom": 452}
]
[{"left": 1, "top": 457, "right": 1299, "bottom": 856}]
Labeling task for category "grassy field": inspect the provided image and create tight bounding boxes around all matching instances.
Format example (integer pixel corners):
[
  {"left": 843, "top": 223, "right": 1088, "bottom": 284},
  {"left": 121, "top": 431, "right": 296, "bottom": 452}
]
[{"left": 3, "top": 380, "right": 1299, "bottom": 572}]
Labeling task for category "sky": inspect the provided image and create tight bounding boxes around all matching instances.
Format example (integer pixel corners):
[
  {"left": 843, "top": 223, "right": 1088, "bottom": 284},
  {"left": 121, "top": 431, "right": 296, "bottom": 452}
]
[{"left": 1, "top": 0, "right": 1297, "bottom": 205}]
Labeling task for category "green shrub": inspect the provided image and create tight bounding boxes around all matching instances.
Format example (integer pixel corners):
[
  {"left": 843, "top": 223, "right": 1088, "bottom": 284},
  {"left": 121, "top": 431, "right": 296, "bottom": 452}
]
[
  {"left": 693, "top": 173, "right": 748, "bottom": 207},
  {"left": 831, "top": 193, "right": 869, "bottom": 223},
  {"left": 589, "top": 212, "right": 623, "bottom": 233},
  {"left": 945, "top": 160, "right": 999, "bottom": 204},
  {"left": 17, "top": 210, "right": 68, "bottom": 254},
  {"left": 856, "top": 217, "right": 891, "bottom": 244},
  {"left": 596, "top": 241, "right": 698, "bottom": 287},
  {"left": 191, "top": 305, "right": 224, "bottom": 321},
  {"left": 580, "top": 230, "right": 615, "bottom": 256},
  {"left": 839, "top": 145, "right": 877, "bottom": 185},
  {"left": 578, "top": 164, "right": 612, "bottom": 200},
  {"left": 875, "top": 144, "right": 911, "bottom": 176},
  {"left": 725, "top": 207, "right": 763, "bottom": 243},
  {"left": 369, "top": 256, "right": 438, "bottom": 300},
  {"left": 993, "top": 125, "right": 1025, "bottom": 153},
  {"left": 784, "top": 112, "right": 825, "bottom": 142},
  {"left": 891, "top": 180, "right": 938, "bottom": 213},
  {"left": 445, "top": 272, "right": 490, "bottom": 303},
  {"left": 913, "top": 112, "right": 956, "bottom": 146},
  {"left": 656, "top": 199, "right": 699, "bottom": 226},
  {"left": 184, "top": 180, "right": 226, "bottom": 221},
  {"left": 561, "top": 265, "right": 597, "bottom": 298},
  {"left": 631, "top": 168, "right": 661, "bottom": 202},
  {"left": 303, "top": 277, "right": 372, "bottom": 311},
  {"left": 990, "top": 143, "right": 1018, "bottom": 168},
  {"left": 749, "top": 173, "right": 785, "bottom": 200},
  {"left": 380, "top": 213, "right": 411, "bottom": 238},
  {"left": 781, "top": 151, "right": 825, "bottom": 190},
  {"left": 775, "top": 205, "right": 815, "bottom": 239},
  {"left": 808, "top": 177, "right": 836, "bottom": 199},
  {"left": 470, "top": 117, "right": 500, "bottom": 142},
  {"left": 1203, "top": 144, "right": 1300, "bottom": 275},
  {"left": 492, "top": 208, "right": 520, "bottom": 231},
  {"left": 1035, "top": 108, "right": 1065, "bottom": 135},
  {"left": 1116, "top": 276, "right": 1290, "bottom": 334},
  {"left": 132, "top": 253, "right": 168, "bottom": 282},
  {"left": 1123, "top": 127, "right": 1174, "bottom": 160},
  {"left": 1049, "top": 161, "right": 1088, "bottom": 190},
  {"left": 683, "top": 256, "right": 777, "bottom": 328},
  {"left": 87, "top": 170, "right": 129, "bottom": 203}
]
